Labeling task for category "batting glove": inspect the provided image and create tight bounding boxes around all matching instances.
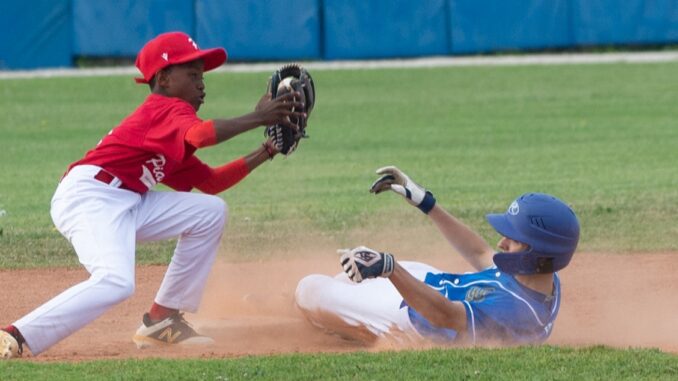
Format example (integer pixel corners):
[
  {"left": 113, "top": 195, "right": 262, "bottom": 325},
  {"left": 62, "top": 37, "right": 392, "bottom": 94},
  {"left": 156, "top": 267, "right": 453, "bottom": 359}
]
[
  {"left": 369, "top": 166, "right": 436, "bottom": 214},
  {"left": 339, "top": 246, "right": 395, "bottom": 283}
]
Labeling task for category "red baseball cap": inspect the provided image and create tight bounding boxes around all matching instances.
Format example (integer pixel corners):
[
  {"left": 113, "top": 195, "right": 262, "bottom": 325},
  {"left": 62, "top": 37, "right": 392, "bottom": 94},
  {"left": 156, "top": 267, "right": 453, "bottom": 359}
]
[{"left": 134, "top": 31, "right": 227, "bottom": 84}]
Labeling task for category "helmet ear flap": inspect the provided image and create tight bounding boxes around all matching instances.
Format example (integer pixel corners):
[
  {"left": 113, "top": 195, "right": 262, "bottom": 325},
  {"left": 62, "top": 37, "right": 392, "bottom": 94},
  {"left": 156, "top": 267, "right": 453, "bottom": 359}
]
[
  {"left": 493, "top": 251, "right": 569, "bottom": 275},
  {"left": 535, "top": 257, "right": 554, "bottom": 273},
  {"left": 493, "top": 251, "right": 534, "bottom": 275}
]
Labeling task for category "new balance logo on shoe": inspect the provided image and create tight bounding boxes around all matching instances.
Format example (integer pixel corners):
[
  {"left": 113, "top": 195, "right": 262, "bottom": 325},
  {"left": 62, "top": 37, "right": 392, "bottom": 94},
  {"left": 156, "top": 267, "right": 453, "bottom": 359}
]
[
  {"left": 157, "top": 327, "right": 182, "bottom": 344},
  {"left": 132, "top": 312, "right": 214, "bottom": 349}
]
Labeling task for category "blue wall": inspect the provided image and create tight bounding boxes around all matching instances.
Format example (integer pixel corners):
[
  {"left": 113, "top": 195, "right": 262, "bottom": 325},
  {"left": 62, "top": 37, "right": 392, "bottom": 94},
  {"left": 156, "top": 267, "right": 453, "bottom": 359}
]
[
  {"left": 0, "top": 0, "right": 72, "bottom": 69},
  {"left": 73, "top": 0, "right": 195, "bottom": 56},
  {"left": 1, "top": 0, "right": 677, "bottom": 70},
  {"left": 572, "top": 0, "right": 678, "bottom": 45},
  {"left": 323, "top": 0, "right": 449, "bottom": 59},
  {"left": 448, "top": 0, "right": 572, "bottom": 53},
  {"left": 196, "top": 0, "right": 321, "bottom": 60}
]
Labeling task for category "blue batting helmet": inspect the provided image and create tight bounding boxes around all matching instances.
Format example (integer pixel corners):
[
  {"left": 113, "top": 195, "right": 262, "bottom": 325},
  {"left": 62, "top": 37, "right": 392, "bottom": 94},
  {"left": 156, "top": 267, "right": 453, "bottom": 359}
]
[{"left": 486, "top": 193, "right": 580, "bottom": 275}]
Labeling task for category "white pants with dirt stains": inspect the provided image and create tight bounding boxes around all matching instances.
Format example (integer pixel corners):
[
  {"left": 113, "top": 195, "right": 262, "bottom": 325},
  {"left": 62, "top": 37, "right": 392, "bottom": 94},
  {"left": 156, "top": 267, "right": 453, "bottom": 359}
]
[
  {"left": 295, "top": 261, "right": 443, "bottom": 344},
  {"left": 14, "top": 165, "right": 227, "bottom": 355}
]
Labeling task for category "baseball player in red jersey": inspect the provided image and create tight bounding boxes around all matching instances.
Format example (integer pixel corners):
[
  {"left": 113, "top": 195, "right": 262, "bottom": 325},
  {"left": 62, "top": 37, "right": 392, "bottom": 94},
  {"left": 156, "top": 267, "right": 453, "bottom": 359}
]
[{"left": 0, "top": 31, "right": 306, "bottom": 358}]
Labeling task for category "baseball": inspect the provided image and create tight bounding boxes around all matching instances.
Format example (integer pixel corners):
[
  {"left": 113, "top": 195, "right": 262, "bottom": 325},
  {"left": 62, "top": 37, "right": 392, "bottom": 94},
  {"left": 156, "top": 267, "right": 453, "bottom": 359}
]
[
  {"left": 278, "top": 77, "right": 295, "bottom": 93},
  {"left": 277, "top": 77, "right": 297, "bottom": 117}
]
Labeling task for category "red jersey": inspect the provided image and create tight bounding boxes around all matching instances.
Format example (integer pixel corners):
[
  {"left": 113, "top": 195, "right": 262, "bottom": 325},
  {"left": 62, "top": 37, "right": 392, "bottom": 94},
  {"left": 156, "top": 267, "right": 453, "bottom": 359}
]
[{"left": 69, "top": 94, "right": 212, "bottom": 194}]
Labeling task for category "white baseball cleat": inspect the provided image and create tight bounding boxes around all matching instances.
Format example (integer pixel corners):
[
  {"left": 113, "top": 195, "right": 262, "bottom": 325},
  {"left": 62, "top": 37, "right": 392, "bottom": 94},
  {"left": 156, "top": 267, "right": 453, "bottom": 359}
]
[
  {"left": 132, "top": 312, "right": 214, "bottom": 349},
  {"left": 0, "top": 330, "right": 22, "bottom": 359}
]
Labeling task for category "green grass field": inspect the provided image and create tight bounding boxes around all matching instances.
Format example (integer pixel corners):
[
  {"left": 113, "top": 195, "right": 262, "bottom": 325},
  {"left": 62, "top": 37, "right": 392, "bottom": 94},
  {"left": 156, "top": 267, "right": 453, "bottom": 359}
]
[
  {"left": 1, "top": 61, "right": 677, "bottom": 268},
  {"left": 0, "top": 346, "right": 678, "bottom": 381},
  {"left": 0, "top": 346, "right": 676, "bottom": 380},
  {"left": 1, "top": 61, "right": 677, "bottom": 377}
]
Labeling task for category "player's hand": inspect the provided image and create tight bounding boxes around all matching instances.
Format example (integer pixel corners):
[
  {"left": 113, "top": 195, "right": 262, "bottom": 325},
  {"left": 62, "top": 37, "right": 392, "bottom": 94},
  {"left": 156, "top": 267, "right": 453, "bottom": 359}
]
[
  {"left": 339, "top": 246, "right": 395, "bottom": 283},
  {"left": 369, "top": 166, "right": 436, "bottom": 214},
  {"left": 254, "top": 92, "right": 305, "bottom": 131}
]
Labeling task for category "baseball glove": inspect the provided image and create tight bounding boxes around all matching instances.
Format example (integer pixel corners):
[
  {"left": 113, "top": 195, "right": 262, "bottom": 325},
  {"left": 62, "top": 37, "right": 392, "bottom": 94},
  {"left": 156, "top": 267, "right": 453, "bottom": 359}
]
[{"left": 265, "top": 64, "right": 315, "bottom": 156}]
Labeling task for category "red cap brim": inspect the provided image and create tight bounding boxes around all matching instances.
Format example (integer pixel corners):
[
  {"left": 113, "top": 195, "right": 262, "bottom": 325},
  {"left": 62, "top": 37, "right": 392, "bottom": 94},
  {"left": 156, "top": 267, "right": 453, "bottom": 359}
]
[{"left": 176, "top": 47, "right": 228, "bottom": 72}]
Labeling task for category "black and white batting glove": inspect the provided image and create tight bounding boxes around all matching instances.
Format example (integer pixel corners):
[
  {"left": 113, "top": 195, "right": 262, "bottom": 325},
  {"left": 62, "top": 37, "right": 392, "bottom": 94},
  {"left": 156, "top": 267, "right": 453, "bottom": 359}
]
[
  {"left": 339, "top": 246, "right": 395, "bottom": 283},
  {"left": 369, "top": 166, "right": 436, "bottom": 214}
]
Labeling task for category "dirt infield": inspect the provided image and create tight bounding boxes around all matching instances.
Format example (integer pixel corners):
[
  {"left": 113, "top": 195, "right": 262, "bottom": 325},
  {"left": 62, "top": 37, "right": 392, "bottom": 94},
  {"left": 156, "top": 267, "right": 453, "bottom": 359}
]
[{"left": 1, "top": 250, "right": 676, "bottom": 361}]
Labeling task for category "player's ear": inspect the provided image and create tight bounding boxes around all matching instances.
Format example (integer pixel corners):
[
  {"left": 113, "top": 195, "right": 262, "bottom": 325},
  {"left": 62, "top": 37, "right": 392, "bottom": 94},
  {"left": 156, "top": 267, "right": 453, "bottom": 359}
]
[{"left": 155, "top": 67, "right": 172, "bottom": 89}]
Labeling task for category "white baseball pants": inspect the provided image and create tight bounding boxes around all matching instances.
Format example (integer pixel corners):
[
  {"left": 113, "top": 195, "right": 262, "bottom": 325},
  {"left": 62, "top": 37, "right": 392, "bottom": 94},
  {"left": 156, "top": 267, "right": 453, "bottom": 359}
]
[
  {"left": 295, "top": 261, "right": 442, "bottom": 344},
  {"left": 14, "top": 165, "right": 228, "bottom": 355}
]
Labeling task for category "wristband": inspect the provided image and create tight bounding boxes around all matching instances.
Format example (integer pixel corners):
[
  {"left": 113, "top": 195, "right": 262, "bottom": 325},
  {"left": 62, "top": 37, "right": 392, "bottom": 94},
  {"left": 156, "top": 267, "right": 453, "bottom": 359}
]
[
  {"left": 381, "top": 253, "right": 395, "bottom": 277},
  {"left": 262, "top": 142, "right": 275, "bottom": 160},
  {"left": 417, "top": 191, "right": 436, "bottom": 214}
]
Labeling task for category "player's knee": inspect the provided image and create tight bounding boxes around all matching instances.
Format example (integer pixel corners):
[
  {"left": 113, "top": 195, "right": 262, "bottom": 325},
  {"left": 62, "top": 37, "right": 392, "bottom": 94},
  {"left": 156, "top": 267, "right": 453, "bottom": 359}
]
[
  {"left": 200, "top": 195, "right": 229, "bottom": 230},
  {"left": 295, "top": 274, "right": 330, "bottom": 312},
  {"left": 214, "top": 197, "right": 228, "bottom": 229},
  {"left": 111, "top": 280, "right": 135, "bottom": 303},
  {"left": 94, "top": 272, "right": 135, "bottom": 303},
  {"left": 110, "top": 278, "right": 135, "bottom": 302}
]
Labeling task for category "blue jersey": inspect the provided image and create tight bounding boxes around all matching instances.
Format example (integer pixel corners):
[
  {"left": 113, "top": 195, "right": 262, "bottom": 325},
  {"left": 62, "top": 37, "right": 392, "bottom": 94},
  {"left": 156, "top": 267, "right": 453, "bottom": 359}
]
[{"left": 403, "top": 267, "right": 560, "bottom": 345}]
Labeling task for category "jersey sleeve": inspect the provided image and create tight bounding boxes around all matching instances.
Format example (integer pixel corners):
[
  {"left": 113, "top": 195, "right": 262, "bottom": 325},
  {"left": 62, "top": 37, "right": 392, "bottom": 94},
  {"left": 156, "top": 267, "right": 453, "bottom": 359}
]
[
  {"left": 161, "top": 155, "right": 212, "bottom": 192},
  {"left": 195, "top": 157, "right": 250, "bottom": 195},
  {"left": 143, "top": 100, "right": 203, "bottom": 162},
  {"left": 185, "top": 120, "right": 217, "bottom": 148}
]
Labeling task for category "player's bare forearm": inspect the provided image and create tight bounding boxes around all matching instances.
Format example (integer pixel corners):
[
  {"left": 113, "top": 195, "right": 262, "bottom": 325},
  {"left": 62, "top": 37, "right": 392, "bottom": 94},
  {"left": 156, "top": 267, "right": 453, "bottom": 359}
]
[
  {"left": 389, "top": 263, "right": 467, "bottom": 333},
  {"left": 243, "top": 141, "right": 277, "bottom": 171},
  {"left": 428, "top": 205, "right": 495, "bottom": 271},
  {"left": 212, "top": 92, "right": 305, "bottom": 144},
  {"left": 212, "top": 114, "right": 268, "bottom": 143}
]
